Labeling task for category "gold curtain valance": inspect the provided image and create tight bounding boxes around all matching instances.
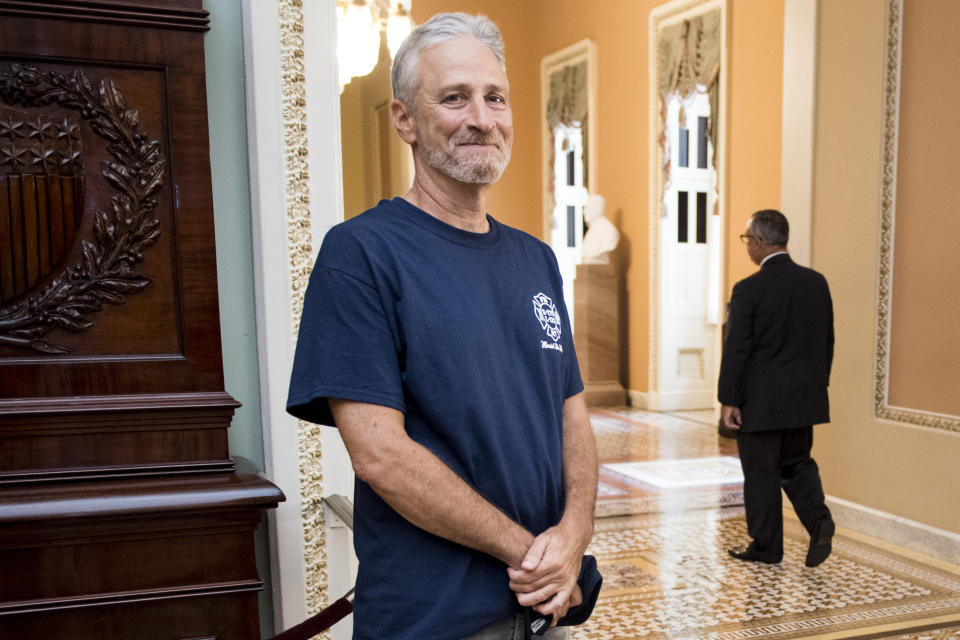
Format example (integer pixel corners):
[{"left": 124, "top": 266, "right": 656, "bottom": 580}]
[
  {"left": 546, "top": 60, "right": 588, "bottom": 129},
  {"left": 657, "top": 8, "right": 721, "bottom": 196},
  {"left": 546, "top": 59, "right": 590, "bottom": 207},
  {"left": 658, "top": 9, "right": 721, "bottom": 103}
]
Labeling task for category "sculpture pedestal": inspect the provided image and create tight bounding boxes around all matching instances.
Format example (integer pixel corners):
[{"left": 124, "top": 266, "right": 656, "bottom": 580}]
[{"left": 574, "top": 262, "right": 627, "bottom": 406}]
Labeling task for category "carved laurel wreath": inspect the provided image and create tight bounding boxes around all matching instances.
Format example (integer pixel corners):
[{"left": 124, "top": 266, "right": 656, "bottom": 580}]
[{"left": 0, "top": 64, "right": 163, "bottom": 354}]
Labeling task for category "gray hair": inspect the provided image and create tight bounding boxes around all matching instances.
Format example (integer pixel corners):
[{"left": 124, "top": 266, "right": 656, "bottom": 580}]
[
  {"left": 391, "top": 12, "right": 506, "bottom": 109},
  {"left": 750, "top": 209, "right": 790, "bottom": 246}
]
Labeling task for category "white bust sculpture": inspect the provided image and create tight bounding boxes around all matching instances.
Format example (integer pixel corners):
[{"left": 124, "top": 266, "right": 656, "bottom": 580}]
[{"left": 581, "top": 194, "right": 619, "bottom": 264}]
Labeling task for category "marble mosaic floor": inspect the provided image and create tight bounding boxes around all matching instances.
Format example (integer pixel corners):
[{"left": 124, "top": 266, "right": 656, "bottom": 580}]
[{"left": 581, "top": 407, "right": 960, "bottom": 639}]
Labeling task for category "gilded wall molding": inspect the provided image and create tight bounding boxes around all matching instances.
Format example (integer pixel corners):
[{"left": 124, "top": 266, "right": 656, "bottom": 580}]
[
  {"left": 874, "top": 0, "right": 960, "bottom": 433},
  {"left": 277, "top": 0, "right": 331, "bottom": 620},
  {"left": 648, "top": 4, "right": 669, "bottom": 393}
]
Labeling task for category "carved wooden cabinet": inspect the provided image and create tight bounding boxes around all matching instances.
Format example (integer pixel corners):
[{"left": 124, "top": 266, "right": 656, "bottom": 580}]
[{"left": 0, "top": 2, "right": 283, "bottom": 638}]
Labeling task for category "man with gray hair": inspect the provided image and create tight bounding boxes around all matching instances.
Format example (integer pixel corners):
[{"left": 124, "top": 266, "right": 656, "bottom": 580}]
[
  {"left": 288, "top": 12, "right": 600, "bottom": 639},
  {"left": 719, "top": 209, "right": 836, "bottom": 567}
]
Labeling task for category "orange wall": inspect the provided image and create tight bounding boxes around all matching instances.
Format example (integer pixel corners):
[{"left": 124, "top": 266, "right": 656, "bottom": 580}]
[
  {"left": 887, "top": 0, "right": 960, "bottom": 415},
  {"left": 405, "top": 0, "right": 783, "bottom": 394},
  {"left": 725, "top": 0, "right": 784, "bottom": 297},
  {"left": 812, "top": 0, "right": 960, "bottom": 534},
  {"left": 340, "top": 38, "right": 396, "bottom": 219},
  {"left": 340, "top": 69, "right": 367, "bottom": 218},
  {"left": 533, "top": 0, "right": 659, "bottom": 392}
]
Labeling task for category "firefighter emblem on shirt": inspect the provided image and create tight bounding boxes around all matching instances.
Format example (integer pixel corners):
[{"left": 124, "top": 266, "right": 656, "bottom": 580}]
[{"left": 532, "top": 292, "right": 562, "bottom": 347}]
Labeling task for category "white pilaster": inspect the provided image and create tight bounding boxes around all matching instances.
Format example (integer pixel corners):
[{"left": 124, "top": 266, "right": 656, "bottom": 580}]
[
  {"left": 780, "top": 0, "right": 818, "bottom": 266},
  {"left": 243, "top": 0, "right": 353, "bottom": 634}
]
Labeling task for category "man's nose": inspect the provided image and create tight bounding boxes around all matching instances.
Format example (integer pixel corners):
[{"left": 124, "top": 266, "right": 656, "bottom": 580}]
[{"left": 465, "top": 97, "right": 496, "bottom": 132}]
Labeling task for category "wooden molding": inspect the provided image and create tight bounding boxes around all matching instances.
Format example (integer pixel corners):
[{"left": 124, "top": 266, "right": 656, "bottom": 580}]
[
  {"left": 0, "top": 0, "right": 209, "bottom": 32},
  {"left": 0, "top": 393, "right": 241, "bottom": 480},
  {"left": 2, "top": 580, "right": 264, "bottom": 617}
]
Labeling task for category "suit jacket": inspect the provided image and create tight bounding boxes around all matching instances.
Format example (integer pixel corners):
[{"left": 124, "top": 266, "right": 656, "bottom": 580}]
[{"left": 717, "top": 253, "right": 834, "bottom": 432}]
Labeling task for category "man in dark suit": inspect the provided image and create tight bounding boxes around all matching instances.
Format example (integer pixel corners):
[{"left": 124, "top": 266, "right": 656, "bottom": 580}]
[{"left": 718, "top": 209, "right": 835, "bottom": 567}]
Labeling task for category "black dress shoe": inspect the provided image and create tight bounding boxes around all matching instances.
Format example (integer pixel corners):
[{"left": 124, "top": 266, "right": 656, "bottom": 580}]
[
  {"left": 806, "top": 518, "right": 835, "bottom": 567},
  {"left": 728, "top": 545, "right": 781, "bottom": 564}
]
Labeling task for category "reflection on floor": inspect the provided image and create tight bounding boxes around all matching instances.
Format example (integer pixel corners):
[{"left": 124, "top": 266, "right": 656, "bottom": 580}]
[
  {"left": 579, "top": 407, "right": 960, "bottom": 640},
  {"left": 665, "top": 408, "right": 719, "bottom": 427},
  {"left": 594, "top": 408, "right": 741, "bottom": 518}
]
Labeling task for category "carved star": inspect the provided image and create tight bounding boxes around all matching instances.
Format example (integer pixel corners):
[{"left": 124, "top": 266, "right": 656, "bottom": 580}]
[
  {"left": 0, "top": 117, "right": 23, "bottom": 139},
  {"left": 30, "top": 118, "right": 56, "bottom": 140},
  {"left": 1, "top": 144, "right": 28, "bottom": 169},
  {"left": 30, "top": 145, "right": 56, "bottom": 168},
  {"left": 60, "top": 150, "right": 82, "bottom": 167},
  {"left": 24, "top": 118, "right": 43, "bottom": 139},
  {"left": 56, "top": 118, "right": 80, "bottom": 140}
]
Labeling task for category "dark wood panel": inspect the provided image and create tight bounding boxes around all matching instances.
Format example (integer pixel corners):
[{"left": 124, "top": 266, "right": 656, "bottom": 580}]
[
  {"left": 0, "top": 3, "right": 282, "bottom": 638},
  {"left": 0, "top": 392, "right": 237, "bottom": 478},
  {"left": 0, "top": 470, "right": 283, "bottom": 632},
  {"left": 0, "top": 592, "right": 260, "bottom": 640},
  {"left": 0, "top": 466, "right": 283, "bottom": 529},
  {"left": 0, "top": 9, "right": 226, "bottom": 394},
  {"left": 0, "top": 60, "right": 191, "bottom": 361},
  {"left": 0, "top": 0, "right": 210, "bottom": 32},
  {"left": 0, "top": 531, "right": 258, "bottom": 602},
  {"left": 0, "top": 178, "right": 13, "bottom": 300}
]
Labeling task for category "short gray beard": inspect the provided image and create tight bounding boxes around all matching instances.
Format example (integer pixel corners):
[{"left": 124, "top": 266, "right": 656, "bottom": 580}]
[{"left": 418, "top": 129, "right": 511, "bottom": 185}]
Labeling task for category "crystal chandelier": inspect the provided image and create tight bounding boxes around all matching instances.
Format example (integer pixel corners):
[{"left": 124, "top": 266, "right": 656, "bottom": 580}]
[{"left": 337, "top": 0, "right": 413, "bottom": 93}]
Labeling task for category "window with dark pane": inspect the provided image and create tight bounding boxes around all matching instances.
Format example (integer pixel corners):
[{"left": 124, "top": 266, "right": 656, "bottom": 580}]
[
  {"left": 696, "top": 192, "right": 707, "bottom": 243},
  {"left": 677, "top": 191, "right": 688, "bottom": 243},
  {"left": 679, "top": 127, "right": 689, "bottom": 168},
  {"left": 566, "top": 150, "right": 575, "bottom": 186},
  {"left": 697, "top": 116, "right": 709, "bottom": 169},
  {"left": 567, "top": 205, "right": 576, "bottom": 247}
]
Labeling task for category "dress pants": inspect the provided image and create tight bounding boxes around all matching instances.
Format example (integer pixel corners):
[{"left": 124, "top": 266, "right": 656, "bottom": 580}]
[{"left": 736, "top": 426, "right": 831, "bottom": 560}]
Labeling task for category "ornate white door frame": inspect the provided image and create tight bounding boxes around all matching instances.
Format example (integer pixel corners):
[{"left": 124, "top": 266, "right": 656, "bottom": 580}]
[
  {"left": 540, "top": 39, "right": 598, "bottom": 333},
  {"left": 647, "top": 0, "right": 728, "bottom": 410}
]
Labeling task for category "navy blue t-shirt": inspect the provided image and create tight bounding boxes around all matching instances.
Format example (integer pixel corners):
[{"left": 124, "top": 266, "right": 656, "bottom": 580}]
[{"left": 287, "top": 197, "right": 583, "bottom": 640}]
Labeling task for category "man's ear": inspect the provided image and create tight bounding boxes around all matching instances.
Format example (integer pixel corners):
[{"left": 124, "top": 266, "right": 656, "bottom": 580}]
[{"left": 391, "top": 98, "right": 417, "bottom": 145}]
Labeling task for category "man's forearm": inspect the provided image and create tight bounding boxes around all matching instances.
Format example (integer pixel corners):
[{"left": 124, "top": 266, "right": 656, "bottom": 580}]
[
  {"left": 507, "top": 392, "right": 598, "bottom": 615},
  {"left": 558, "top": 392, "right": 598, "bottom": 550},
  {"left": 329, "top": 399, "right": 534, "bottom": 567}
]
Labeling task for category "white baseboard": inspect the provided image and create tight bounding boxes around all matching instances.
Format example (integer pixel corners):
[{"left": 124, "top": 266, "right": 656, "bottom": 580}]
[
  {"left": 825, "top": 496, "right": 960, "bottom": 565},
  {"left": 627, "top": 390, "right": 648, "bottom": 408},
  {"left": 643, "top": 389, "right": 714, "bottom": 411}
]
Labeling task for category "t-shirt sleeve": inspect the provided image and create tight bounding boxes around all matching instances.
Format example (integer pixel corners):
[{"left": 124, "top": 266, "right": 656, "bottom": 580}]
[
  {"left": 286, "top": 255, "right": 404, "bottom": 427},
  {"left": 565, "top": 341, "right": 585, "bottom": 400},
  {"left": 547, "top": 247, "right": 584, "bottom": 400}
]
